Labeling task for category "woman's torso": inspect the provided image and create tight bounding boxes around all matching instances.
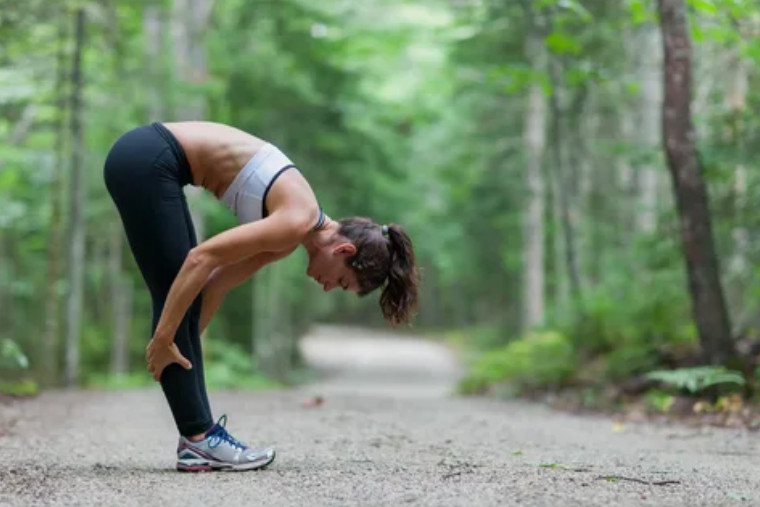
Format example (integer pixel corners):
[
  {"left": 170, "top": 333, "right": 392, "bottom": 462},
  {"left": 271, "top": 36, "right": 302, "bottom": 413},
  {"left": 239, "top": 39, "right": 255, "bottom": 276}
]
[
  {"left": 162, "top": 121, "right": 267, "bottom": 199},
  {"left": 162, "top": 121, "right": 320, "bottom": 227}
]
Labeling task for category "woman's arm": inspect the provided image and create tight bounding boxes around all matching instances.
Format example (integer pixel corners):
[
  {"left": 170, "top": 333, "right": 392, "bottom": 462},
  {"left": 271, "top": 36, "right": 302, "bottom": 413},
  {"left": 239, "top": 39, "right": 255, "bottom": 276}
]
[
  {"left": 152, "top": 209, "right": 311, "bottom": 344},
  {"left": 199, "top": 248, "right": 295, "bottom": 333}
]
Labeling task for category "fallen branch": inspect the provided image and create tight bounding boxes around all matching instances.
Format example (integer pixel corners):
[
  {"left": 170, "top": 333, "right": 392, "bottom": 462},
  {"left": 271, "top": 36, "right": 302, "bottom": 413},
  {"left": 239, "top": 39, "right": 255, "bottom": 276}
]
[{"left": 597, "top": 475, "right": 681, "bottom": 486}]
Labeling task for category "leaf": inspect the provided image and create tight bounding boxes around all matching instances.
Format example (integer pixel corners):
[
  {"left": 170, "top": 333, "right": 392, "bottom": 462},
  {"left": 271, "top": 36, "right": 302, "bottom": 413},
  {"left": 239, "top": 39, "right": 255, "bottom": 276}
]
[
  {"left": 545, "top": 31, "right": 582, "bottom": 56},
  {"left": 0, "top": 339, "right": 29, "bottom": 370},
  {"left": 628, "top": 0, "right": 655, "bottom": 25},
  {"left": 687, "top": 0, "right": 718, "bottom": 15},
  {"left": 645, "top": 367, "right": 745, "bottom": 394}
]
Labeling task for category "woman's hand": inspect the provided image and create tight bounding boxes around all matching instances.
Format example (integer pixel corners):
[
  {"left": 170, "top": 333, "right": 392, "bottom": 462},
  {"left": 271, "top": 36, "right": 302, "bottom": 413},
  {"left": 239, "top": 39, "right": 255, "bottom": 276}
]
[{"left": 146, "top": 338, "right": 192, "bottom": 381}]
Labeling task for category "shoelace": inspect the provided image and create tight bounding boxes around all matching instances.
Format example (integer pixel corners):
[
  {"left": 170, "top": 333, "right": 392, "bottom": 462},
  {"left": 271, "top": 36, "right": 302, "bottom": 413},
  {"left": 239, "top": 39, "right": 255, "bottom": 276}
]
[{"left": 207, "top": 414, "right": 247, "bottom": 451}]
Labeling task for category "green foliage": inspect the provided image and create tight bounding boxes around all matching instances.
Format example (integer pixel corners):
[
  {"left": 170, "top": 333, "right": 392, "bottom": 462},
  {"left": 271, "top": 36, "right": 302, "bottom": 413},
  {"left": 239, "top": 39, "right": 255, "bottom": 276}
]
[
  {"left": 3, "top": 0, "right": 760, "bottom": 393},
  {"left": 645, "top": 367, "right": 746, "bottom": 395},
  {"left": 0, "top": 339, "right": 29, "bottom": 372},
  {"left": 551, "top": 259, "right": 698, "bottom": 383},
  {"left": 644, "top": 389, "right": 675, "bottom": 413},
  {"left": 459, "top": 331, "right": 576, "bottom": 394},
  {"left": 444, "top": 325, "right": 506, "bottom": 353},
  {"left": 86, "top": 371, "right": 154, "bottom": 390},
  {"left": 203, "top": 342, "right": 282, "bottom": 391},
  {"left": 87, "top": 342, "right": 282, "bottom": 391},
  {"left": 0, "top": 379, "right": 39, "bottom": 397},
  {"left": 603, "top": 346, "right": 659, "bottom": 382}
]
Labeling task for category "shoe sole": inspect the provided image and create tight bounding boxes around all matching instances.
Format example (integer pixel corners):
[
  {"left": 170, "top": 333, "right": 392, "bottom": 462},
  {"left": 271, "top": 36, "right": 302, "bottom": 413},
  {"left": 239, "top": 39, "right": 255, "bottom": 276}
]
[{"left": 176, "top": 450, "right": 276, "bottom": 473}]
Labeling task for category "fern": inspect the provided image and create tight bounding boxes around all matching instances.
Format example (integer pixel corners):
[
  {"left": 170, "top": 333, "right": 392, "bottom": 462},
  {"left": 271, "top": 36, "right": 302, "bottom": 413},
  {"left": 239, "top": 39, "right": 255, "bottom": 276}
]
[
  {"left": 645, "top": 366, "right": 745, "bottom": 394},
  {"left": 0, "top": 339, "right": 29, "bottom": 371}
]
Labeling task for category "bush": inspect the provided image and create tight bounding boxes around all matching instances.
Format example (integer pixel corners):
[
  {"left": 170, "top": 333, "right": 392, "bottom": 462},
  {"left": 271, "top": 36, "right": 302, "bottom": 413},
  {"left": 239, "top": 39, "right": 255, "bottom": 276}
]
[
  {"left": 549, "top": 268, "right": 698, "bottom": 384},
  {"left": 556, "top": 270, "right": 696, "bottom": 358},
  {"left": 459, "top": 331, "right": 576, "bottom": 395},
  {"left": 203, "top": 341, "right": 282, "bottom": 390},
  {"left": 88, "top": 341, "right": 282, "bottom": 391},
  {"left": 0, "top": 338, "right": 37, "bottom": 396},
  {"left": 0, "top": 338, "right": 29, "bottom": 372},
  {"left": 603, "top": 346, "right": 659, "bottom": 382},
  {"left": 444, "top": 325, "right": 506, "bottom": 353}
]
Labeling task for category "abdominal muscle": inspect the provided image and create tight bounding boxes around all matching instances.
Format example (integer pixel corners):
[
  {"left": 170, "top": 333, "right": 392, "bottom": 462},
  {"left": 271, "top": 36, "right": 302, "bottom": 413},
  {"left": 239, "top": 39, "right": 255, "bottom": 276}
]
[
  {"left": 162, "top": 121, "right": 321, "bottom": 227},
  {"left": 162, "top": 121, "right": 269, "bottom": 199}
]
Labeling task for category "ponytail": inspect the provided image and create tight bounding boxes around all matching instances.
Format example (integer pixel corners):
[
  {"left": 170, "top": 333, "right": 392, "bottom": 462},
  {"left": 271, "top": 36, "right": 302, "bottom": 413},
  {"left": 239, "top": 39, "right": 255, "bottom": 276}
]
[
  {"left": 380, "top": 224, "right": 419, "bottom": 325},
  {"left": 337, "top": 217, "right": 420, "bottom": 325}
]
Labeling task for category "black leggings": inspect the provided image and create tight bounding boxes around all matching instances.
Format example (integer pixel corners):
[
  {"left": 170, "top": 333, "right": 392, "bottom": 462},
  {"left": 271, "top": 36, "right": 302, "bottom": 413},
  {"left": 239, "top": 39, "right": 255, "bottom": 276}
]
[{"left": 104, "top": 123, "right": 213, "bottom": 437}]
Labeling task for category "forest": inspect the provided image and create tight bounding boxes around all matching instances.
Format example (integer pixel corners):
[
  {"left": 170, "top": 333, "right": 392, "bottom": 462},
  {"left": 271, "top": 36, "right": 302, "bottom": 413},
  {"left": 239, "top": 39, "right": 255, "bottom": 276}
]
[{"left": 2, "top": 0, "right": 759, "bottom": 419}]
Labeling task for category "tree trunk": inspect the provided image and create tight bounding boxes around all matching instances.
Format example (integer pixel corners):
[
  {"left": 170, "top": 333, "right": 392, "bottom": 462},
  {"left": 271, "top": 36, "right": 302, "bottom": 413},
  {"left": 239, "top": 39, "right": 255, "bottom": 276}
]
[
  {"left": 562, "top": 84, "right": 592, "bottom": 289},
  {"left": 521, "top": 25, "right": 546, "bottom": 330},
  {"left": 617, "top": 101, "right": 635, "bottom": 246},
  {"left": 548, "top": 54, "right": 582, "bottom": 302},
  {"left": 171, "top": 0, "right": 211, "bottom": 246},
  {"left": 143, "top": 6, "right": 166, "bottom": 121},
  {"left": 252, "top": 265, "right": 274, "bottom": 374},
  {"left": 635, "top": 22, "right": 662, "bottom": 234},
  {"left": 65, "top": 8, "right": 86, "bottom": 387},
  {"left": 0, "top": 237, "right": 7, "bottom": 340},
  {"left": 100, "top": 0, "right": 133, "bottom": 377},
  {"left": 108, "top": 227, "right": 131, "bottom": 375},
  {"left": 725, "top": 50, "right": 749, "bottom": 332},
  {"left": 657, "top": 0, "right": 736, "bottom": 365},
  {"left": 573, "top": 88, "right": 598, "bottom": 286},
  {"left": 269, "top": 261, "right": 290, "bottom": 381},
  {"left": 42, "top": 14, "right": 69, "bottom": 386},
  {"left": 618, "top": 25, "right": 636, "bottom": 247},
  {"left": 726, "top": 53, "right": 748, "bottom": 277}
]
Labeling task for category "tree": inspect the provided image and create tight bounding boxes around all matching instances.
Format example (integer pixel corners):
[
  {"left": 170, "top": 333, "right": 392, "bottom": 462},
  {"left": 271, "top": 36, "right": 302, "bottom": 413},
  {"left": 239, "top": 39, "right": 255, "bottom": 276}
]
[
  {"left": 657, "top": 0, "right": 737, "bottom": 365},
  {"left": 521, "top": 4, "right": 547, "bottom": 330},
  {"left": 42, "top": 12, "right": 68, "bottom": 385},
  {"left": 65, "top": 8, "right": 86, "bottom": 387}
]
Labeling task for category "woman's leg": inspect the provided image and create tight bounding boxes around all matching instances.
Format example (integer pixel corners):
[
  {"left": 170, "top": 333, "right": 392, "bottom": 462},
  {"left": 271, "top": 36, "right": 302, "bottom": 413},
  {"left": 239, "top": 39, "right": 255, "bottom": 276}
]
[
  {"left": 104, "top": 125, "right": 213, "bottom": 437},
  {"left": 179, "top": 200, "right": 212, "bottom": 420}
]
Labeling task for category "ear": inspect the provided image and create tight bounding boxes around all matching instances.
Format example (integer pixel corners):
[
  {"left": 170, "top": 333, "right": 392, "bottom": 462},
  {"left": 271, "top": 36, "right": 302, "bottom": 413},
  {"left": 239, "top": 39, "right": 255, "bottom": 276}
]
[{"left": 333, "top": 242, "right": 357, "bottom": 257}]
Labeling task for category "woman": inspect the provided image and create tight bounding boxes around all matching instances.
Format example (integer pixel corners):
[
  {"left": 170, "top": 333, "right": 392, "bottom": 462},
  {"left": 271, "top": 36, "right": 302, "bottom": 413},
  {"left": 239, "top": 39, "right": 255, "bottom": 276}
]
[{"left": 103, "top": 121, "right": 419, "bottom": 472}]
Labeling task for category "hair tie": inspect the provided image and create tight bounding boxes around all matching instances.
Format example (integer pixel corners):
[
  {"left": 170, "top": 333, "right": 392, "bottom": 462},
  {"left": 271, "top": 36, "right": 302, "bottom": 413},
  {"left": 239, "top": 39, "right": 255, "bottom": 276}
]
[{"left": 381, "top": 224, "right": 389, "bottom": 237}]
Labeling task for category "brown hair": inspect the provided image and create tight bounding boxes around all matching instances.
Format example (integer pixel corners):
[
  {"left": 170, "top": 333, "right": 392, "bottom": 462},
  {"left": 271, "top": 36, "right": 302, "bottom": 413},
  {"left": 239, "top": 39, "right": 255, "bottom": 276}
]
[{"left": 338, "top": 217, "right": 419, "bottom": 325}]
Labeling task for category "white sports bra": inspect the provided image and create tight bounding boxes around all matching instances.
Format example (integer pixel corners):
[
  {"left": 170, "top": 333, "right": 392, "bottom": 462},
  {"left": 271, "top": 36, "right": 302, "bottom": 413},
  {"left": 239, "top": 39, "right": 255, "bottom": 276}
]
[
  {"left": 221, "top": 143, "right": 325, "bottom": 230},
  {"left": 221, "top": 143, "right": 296, "bottom": 224}
]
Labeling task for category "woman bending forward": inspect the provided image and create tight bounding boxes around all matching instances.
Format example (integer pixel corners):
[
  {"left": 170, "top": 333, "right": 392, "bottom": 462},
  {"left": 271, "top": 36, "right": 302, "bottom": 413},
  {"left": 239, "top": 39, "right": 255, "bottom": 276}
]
[{"left": 103, "top": 121, "right": 419, "bottom": 472}]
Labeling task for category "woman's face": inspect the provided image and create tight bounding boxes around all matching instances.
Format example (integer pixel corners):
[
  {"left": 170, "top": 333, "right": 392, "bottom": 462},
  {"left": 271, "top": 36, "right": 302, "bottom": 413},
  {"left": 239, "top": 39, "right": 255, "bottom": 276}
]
[{"left": 306, "top": 241, "right": 360, "bottom": 293}]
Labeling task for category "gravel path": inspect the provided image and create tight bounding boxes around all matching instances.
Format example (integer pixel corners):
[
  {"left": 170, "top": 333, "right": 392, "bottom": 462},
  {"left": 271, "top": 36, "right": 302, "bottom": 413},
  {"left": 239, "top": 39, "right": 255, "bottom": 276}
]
[{"left": 1, "top": 325, "right": 759, "bottom": 506}]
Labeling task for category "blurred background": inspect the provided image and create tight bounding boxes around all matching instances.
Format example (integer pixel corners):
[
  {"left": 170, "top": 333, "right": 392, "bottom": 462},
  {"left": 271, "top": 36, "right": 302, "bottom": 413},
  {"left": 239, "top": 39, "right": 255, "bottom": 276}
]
[{"left": 1, "top": 0, "right": 759, "bottom": 412}]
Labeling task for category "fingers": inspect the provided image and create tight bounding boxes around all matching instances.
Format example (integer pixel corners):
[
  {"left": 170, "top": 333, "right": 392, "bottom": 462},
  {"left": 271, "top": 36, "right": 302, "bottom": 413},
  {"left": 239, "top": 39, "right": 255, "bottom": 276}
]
[
  {"left": 170, "top": 344, "right": 193, "bottom": 370},
  {"left": 145, "top": 342, "right": 193, "bottom": 381},
  {"left": 175, "top": 352, "right": 193, "bottom": 371},
  {"left": 147, "top": 361, "right": 159, "bottom": 382}
]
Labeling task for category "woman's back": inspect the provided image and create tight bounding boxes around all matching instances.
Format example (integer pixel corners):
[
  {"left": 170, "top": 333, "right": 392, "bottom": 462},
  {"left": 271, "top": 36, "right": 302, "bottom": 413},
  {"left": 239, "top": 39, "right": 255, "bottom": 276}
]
[{"left": 163, "top": 121, "right": 269, "bottom": 198}]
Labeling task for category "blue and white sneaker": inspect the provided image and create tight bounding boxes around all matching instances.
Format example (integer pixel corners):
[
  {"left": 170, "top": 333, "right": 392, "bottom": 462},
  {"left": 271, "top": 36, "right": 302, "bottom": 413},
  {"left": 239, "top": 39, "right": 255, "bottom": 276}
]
[{"left": 176, "top": 415, "right": 276, "bottom": 472}]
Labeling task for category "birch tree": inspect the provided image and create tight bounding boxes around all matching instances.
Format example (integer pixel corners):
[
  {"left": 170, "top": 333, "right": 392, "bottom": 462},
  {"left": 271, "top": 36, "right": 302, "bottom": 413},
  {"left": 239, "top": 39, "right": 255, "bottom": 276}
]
[{"left": 521, "top": 10, "right": 547, "bottom": 329}]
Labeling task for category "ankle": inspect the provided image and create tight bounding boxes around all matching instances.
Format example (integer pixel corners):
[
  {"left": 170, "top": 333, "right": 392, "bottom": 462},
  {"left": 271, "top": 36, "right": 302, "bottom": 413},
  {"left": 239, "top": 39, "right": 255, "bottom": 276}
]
[{"left": 188, "top": 431, "right": 206, "bottom": 442}]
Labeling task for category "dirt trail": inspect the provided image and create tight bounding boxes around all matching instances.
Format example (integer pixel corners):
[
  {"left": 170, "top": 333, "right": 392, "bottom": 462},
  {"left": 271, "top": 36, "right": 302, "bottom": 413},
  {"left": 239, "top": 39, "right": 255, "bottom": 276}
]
[{"left": 1, "top": 325, "right": 758, "bottom": 506}]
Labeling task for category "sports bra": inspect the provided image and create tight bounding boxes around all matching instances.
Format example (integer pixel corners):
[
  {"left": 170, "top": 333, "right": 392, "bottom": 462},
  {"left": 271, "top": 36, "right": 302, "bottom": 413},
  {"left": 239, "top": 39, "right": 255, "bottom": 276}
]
[{"left": 221, "top": 143, "right": 324, "bottom": 230}]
